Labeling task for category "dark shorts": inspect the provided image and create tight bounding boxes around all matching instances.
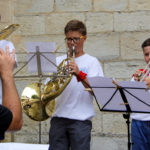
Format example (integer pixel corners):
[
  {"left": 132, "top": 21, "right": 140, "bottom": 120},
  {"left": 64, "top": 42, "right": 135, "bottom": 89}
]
[
  {"left": 131, "top": 119, "right": 150, "bottom": 150},
  {"left": 49, "top": 117, "right": 92, "bottom": 150}
]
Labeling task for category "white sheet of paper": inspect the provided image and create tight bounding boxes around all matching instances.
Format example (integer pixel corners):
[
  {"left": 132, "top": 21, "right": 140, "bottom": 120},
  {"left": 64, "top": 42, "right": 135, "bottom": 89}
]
[
  {"left": 118, "top": 81, "right": 150, "bottom": 112},
  {"left": 0, "top": 143, "right": 49, "bottom": 150},
  {"left": 88, "top": 76, "right": 150, "bottom": 113},
  {"left": 26, "top": 42, "right": 57, "bottom": 73}
]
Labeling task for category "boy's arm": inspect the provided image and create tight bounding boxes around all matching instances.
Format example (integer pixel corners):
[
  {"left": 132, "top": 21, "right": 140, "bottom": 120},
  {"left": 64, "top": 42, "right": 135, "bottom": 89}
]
[{"left": 66, "top": 61, "right": 104, "bottom": 95}]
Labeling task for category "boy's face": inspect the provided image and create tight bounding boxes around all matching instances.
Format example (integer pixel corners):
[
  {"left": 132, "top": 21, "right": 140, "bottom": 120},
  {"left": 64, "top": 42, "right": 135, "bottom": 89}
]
[
  {"left": 143, "top": 46, "right": 150, "bottom": 64},
  {"left": 65, "top": 31, "right": 87, "bottom": 54}
]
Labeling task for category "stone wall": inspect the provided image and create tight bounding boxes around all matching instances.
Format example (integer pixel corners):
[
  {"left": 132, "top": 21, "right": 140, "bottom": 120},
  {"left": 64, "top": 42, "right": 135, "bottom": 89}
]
[{"left": 0, "top": 0, "right": 149, "bottom": 149}]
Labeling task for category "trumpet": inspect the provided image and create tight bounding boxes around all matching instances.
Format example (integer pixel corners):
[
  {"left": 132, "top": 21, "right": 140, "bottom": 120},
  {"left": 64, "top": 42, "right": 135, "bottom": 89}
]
[{"left": 139, "top": 61, "right": 150, "bottom": 82}]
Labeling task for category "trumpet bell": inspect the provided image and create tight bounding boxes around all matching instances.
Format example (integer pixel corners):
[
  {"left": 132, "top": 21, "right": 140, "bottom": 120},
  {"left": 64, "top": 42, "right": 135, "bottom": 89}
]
[
  {"left": 139, "top": 61, "right": 150, "bottom": 82},
  {"left": 21, "top": 83, "right": 55, "bottom": 121}
]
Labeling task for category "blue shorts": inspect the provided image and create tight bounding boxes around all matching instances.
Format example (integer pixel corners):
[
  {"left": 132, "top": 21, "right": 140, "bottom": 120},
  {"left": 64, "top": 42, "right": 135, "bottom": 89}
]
[{"left": 131, "top": 119, "right": 150, "bottom": 150}]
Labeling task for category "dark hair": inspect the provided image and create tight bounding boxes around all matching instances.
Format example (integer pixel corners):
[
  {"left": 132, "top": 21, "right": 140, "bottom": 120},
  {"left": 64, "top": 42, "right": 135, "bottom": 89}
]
[
  {"left": 141, "top": 38, "right": 150, "bottom": 49},
  {"left": 64, "top": 19, "right": 87, "bottom": 36}
]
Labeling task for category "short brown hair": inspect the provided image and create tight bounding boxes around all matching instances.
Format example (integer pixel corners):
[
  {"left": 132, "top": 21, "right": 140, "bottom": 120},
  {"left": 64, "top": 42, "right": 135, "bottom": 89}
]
[
  {"left": 64, "top": 20, "right": 87, "bottom": 36},
  {"left": 142, "top": 38, "right": 150, "bottom": 49}
]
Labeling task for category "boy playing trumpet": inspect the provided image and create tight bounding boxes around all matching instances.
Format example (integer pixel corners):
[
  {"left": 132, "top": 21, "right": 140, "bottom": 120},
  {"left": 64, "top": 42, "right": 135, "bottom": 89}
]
[{"left": 131, "top": 38, "right": 150, "bottom": 150}]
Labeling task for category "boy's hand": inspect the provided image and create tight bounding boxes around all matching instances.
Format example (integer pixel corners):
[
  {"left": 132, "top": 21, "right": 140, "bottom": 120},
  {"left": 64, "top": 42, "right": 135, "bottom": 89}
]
[
  {"left": 66, "top": 61, "right": 80, "bottom": 75},
  {"left": 133, "top": 70, "right": 144, "bottom": 81}
]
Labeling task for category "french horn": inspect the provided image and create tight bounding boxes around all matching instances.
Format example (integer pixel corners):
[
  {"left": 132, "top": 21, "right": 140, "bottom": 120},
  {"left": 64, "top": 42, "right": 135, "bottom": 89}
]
[{"left": 21, "top": 56, "right": 73, "bottom": 121}]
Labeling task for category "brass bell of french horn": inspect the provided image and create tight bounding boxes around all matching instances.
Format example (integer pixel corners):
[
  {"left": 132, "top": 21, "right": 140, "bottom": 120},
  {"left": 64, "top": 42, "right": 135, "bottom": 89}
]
[{"left": 21, "top": 83, "right": 55, "bottom": 121}]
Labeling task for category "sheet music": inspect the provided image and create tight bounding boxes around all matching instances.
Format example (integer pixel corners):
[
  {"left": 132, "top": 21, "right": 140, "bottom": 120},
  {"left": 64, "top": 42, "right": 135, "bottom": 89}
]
[
  {"left": 88, "top": 76, "right": 114, "bottom": 87},
  {"left": 88, "top": 76, "right": 150, "bottom": 113},
  {"left": 26, "top": 42, "right": 57, "bottom": 73}
]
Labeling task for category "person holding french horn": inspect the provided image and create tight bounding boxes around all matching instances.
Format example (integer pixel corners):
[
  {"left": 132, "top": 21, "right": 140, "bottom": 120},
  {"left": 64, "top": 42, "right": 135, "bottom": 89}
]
[
  {"left": 131, "top": 38, "right": 150, "bottom": 150},
  {"left": 45, "top": 20, "right": 104, "bottom": 150}
]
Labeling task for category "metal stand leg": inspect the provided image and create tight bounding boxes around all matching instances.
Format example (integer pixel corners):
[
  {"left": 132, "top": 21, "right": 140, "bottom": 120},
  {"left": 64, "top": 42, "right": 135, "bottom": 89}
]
[
  {"left": 123, "top": 112, "right": 133, "bottom": 150},
  {"left": 39, "top": 76, "right": 42, "bottom": 144}
]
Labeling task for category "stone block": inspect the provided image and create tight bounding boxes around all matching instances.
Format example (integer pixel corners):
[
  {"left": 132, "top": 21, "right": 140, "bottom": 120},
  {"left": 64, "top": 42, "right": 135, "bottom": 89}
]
[
  {"left": 94, "top": 0, "right": 128, "bottom": 11},
  {"left": 14, "top": 134, "right": 49, "bottom": 144},
  {"left": 1, "top": 133, "right": 11, "bottom": 142},
  {"left": 55, "top": 0, "right": 92, "bottom": 12},
  {"left": 84, "top": 33, "right": 119, "bottom": 60},
  {"left": 114, "top": 11, "right": 150, "bottom": 32},
  {"left": 86, "top": 12, "right": 113, "bottom": 33},
  {"left": 15, "top": 113, "right": 49, "bottom": 135},
  {"left": 104, "top": 61, "right": 146, "bottom": 78},
  {"left": 93, "top": 98, "right": 103, "bottom": 113},
  {"left": 13, "top": 15, "right": 45, "bottom": 35},
  {"left": 11, "top": 35, "right": 22, "bottom": 49},
  {"left": 0, "top": 23, "right": 11, "bottom": 31},
  {"left": 92, "top": 113, "right": 102, "bottom": 133},
  {"left": 102, "top": 112, "right": 127, "bottom": 135},
  {"left": 90, "top": 136, "right": 127, "bottom": 150},
  {"left": 13, "top": 0, "right": 54, "bottom": 14},
  {"left": 121, "top": 32, "right": 150, "bottom": 59},
  {"left": 46, "top": 13, "right": 85, "bottom": 34},
  {"left": 129, "top": 0, "right": 150, "bottom": 11},
  {"left": 45, "top": 119, "right": 51, "bottom": 133},
  {"left": 0, "top": 1, "right": 11, "bottom": 23}
]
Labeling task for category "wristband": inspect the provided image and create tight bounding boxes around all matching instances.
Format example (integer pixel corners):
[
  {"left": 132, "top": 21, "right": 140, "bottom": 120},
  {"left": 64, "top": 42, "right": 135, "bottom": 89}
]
[{"left": 77, "top": 71, "right": 87, "bottom": 82}]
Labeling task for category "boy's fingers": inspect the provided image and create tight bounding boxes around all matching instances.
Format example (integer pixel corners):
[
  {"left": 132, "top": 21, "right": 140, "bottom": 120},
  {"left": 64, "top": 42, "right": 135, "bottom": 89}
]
[
  {"left": 134, "top": 73, "right": 139, "bottom": 77},
  {"left": 134, "top": 77, "right": 139, "bottom": 81}
]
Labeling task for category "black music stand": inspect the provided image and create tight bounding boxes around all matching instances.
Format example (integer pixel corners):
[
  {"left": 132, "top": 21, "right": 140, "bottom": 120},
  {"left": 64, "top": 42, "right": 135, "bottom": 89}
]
[{"left": 86, "top": 76, "right": 150, "bottom": 150}]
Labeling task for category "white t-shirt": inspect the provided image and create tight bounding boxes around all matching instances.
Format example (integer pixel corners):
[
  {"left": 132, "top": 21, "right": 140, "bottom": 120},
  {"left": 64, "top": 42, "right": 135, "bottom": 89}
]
[
  {"left": 0, "top": 40, "right": 18, "bottom": 104},
  {"left": 130, "top": 75, "right": 150, "bottom": 121},
  {"left": 45, "top": 54, "right": 104, "bottom": 121}
]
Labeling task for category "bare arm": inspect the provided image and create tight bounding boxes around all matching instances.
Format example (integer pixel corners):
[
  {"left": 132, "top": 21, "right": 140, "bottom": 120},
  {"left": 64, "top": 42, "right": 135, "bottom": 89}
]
[{"left": 0, "top": 46, "right": 22, "bottom": 132}]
